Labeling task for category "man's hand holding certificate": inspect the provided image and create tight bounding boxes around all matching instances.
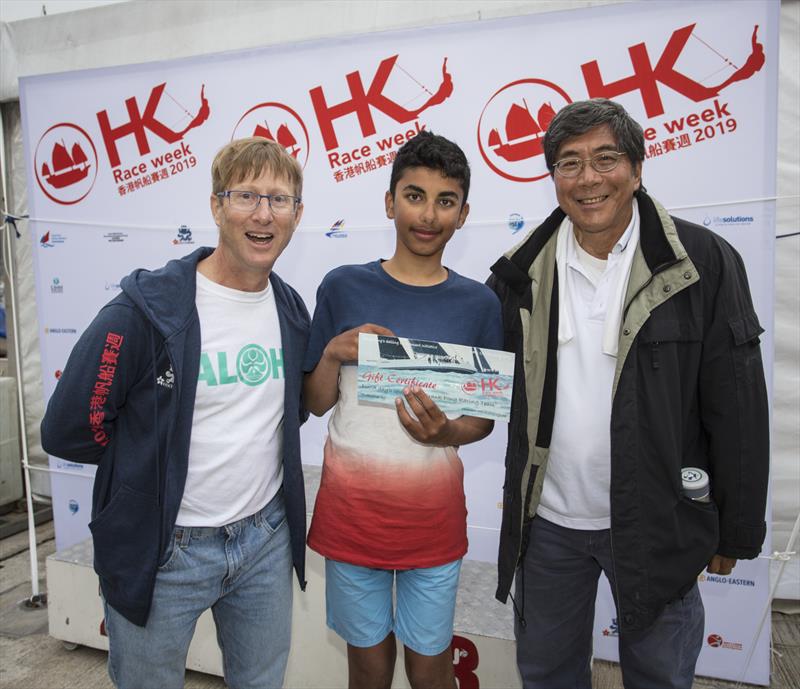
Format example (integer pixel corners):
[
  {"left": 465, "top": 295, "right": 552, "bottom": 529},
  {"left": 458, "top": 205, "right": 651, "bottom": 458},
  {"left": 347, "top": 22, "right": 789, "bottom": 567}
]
[{"left": 357, "top": 333, "right": 515, "bottom": 422}]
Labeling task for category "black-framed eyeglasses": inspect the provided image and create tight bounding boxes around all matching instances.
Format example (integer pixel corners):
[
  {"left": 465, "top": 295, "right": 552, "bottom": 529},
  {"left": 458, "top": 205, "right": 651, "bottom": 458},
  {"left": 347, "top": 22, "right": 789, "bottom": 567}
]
[
  {"left": 553, "top": 151, "right": 627, "bottom": 178},
  {"left": 217, "top": 190, "right": 301, "bottom": 215}
]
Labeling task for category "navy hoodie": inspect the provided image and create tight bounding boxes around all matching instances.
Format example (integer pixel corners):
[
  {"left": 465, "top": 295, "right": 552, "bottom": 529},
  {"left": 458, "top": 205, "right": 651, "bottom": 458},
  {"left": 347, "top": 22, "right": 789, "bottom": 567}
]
[{"left": 41, "top": 247, "right": 310, "bottom": 626}]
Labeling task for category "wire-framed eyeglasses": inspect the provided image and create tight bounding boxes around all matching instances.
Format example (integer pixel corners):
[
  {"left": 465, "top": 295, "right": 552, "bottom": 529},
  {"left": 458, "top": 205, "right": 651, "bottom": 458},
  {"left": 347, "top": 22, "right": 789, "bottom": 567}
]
[
  {"left": 553, "top": 151, "right": 628, "bottom": 178},
  {"left": 217, "top": 190, "right": 301, "bottom": 215}
]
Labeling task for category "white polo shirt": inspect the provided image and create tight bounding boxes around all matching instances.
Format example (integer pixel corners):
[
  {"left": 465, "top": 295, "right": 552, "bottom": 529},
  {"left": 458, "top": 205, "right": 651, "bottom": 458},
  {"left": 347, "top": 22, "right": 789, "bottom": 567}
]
[{"left": 537, "top": 203, "right": 639, "bottom": 530}]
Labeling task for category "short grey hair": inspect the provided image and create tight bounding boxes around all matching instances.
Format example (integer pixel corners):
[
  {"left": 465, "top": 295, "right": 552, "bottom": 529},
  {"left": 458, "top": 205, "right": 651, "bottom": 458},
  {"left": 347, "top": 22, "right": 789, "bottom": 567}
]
[{"left": 543, "top": 99, "right": 645, "bottom": 175}]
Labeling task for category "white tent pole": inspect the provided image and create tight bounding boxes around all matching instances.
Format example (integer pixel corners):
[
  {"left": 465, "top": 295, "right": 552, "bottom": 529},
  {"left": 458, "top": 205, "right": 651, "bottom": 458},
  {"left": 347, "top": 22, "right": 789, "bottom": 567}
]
[
  {"left": 734, "top": 511, "right": 800, "bottom": 688},
  {"left": 0, "top": 107, "right": 41, "bottom": 602}
]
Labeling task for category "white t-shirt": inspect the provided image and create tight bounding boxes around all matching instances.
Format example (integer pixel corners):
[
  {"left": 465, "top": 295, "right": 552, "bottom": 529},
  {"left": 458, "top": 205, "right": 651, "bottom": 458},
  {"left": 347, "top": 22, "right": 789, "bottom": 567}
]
[{"left": 176, "top": 271, "right": 285, "bottom": 526}]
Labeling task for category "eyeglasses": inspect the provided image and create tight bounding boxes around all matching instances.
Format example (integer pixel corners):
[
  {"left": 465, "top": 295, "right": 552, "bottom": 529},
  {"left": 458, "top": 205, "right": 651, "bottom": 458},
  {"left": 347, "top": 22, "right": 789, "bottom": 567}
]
[
  {"left": 553, "top": 151, "right": 627, "bottom": 178},
  {"left": 217, "top": 190, "right": 301, "bottom": 215}
]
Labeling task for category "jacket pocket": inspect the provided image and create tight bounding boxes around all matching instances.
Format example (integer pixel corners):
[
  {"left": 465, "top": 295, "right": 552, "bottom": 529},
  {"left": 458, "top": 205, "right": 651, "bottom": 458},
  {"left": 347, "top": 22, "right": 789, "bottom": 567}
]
[
  {"left": 638, "top": 318, "right": 701, "bottom": 370},
  {"left": 729, "top": 311, "right": 764, "bottom": 385},
  {"left": 89, "top": 485, "right": 160, "bottom": 601}
]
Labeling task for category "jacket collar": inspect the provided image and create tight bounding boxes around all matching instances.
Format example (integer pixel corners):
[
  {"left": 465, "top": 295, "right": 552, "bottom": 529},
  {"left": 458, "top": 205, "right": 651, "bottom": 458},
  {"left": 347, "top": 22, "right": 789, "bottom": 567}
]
[{"left": 491, "top": 190, "right": 684, "bottom": 289}]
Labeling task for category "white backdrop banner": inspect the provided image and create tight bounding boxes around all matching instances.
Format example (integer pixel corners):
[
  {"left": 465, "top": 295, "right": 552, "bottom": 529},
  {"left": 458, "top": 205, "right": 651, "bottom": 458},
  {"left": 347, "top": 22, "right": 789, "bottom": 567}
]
[{"left": 20, "top": 0, "right": 777, "bottom": 684}]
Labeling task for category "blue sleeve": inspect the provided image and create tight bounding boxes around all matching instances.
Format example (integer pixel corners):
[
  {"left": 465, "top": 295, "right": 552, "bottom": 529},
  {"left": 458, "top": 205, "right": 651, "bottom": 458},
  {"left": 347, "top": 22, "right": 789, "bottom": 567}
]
[
  {"left": 41, "top": 301, "right": 148, "bottom": 465},
  {"left": 302, "top": 278, "right": 336, "bottom": 373}
]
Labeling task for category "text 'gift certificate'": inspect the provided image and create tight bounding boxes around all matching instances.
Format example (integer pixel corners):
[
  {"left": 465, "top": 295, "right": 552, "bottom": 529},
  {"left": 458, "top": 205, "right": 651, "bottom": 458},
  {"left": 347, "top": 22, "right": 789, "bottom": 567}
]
[{"left": 357, "top": 333, "right": 515, "bottom": 422}]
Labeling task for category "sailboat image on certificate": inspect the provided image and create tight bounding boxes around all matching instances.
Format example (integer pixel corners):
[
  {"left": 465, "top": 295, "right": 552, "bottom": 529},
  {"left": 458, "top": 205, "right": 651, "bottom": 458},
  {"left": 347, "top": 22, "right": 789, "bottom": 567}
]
[
  {"left": 371, "top": 335, "right": 498, "bottom": 375},
  {"left": 357, "top": 334, "right": 515, "bottom": 421}
]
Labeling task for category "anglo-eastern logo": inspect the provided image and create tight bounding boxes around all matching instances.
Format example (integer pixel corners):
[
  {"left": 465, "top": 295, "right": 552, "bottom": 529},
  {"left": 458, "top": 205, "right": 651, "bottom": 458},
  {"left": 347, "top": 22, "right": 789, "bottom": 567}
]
[
  {"left": 326, "top": 219, "right": 348, "bottom": 239},
  {"left": 50, "top": 277, "right": 64, "bottom": 294},
  {"left": 478, "top": 79, "right": 571, "bottom": 183},
  {"left": 233, "top": 102, "right": 310, "bottom": 169},
  {"left": 34, "top": 123, "right": 99, "bottom": 205},
  {"left": 237, "top": 344, "right": 271, "bottom": 386}
]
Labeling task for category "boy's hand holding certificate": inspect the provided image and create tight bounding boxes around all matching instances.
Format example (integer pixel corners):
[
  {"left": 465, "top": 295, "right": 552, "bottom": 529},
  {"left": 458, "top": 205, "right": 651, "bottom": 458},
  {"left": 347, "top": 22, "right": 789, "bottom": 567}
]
[{"left": 357, "top": 333, "right": 515, "bottom": 422}]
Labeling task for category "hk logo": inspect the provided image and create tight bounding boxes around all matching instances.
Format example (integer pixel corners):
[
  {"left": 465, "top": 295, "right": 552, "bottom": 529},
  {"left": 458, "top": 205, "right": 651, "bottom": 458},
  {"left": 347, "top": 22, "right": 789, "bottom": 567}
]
[
  {"left": 96, "top": 82, "right": 210, "bottom": 168},
  {"left": 478, "top": 78, "right": 571, "bottom": 183},
  {"left": 68, "top": 499, "right": 79, "bottom": 515},
  {"left": 582, "top": 24, "right": 765, "bottom": 117},
  {"left": 34, "top": 123, "right": 98, "bottom": 205},
  {"left": 310, "top": 55, "right": 453, "bottom": 151},
  {"left": 233, "top": 102, "right": 310, "bottom": 169}
]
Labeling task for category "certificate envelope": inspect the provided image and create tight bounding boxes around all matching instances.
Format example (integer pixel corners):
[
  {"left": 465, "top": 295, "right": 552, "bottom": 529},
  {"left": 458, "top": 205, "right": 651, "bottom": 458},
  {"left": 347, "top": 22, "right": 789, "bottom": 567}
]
[{"left": 357, "top": 333, "right": 515, "bottom": 422}]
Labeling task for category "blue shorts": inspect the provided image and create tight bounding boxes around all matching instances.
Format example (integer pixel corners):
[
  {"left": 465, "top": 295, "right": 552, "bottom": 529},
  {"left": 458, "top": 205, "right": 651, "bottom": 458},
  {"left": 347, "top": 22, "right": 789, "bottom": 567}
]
[{"left": 325, "top": 558, "right": 462, "bottom": 656}]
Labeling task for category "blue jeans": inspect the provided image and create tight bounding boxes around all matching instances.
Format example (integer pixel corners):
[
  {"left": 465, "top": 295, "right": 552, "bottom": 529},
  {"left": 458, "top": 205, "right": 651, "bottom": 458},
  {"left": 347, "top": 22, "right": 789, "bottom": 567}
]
[
  {"left": 104, "top": 490, "right": 293, "bottom": 689},
  {"left": 515, "top": 516, "right": 704, "bottom": 689}
]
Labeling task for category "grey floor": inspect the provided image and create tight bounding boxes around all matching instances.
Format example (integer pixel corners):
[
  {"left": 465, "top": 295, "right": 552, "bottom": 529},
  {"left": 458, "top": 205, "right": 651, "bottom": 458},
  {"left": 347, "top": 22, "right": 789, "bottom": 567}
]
[{"left": 1, "top": 517, "right": 797, "bottom": 689}]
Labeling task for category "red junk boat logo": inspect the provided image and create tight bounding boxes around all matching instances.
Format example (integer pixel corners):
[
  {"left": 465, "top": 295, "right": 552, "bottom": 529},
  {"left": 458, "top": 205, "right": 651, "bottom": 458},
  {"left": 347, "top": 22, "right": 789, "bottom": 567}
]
[
  {"left": 232, "top": 102, "right": 310, "bottom": 169},
  {"left": 34, "top": 123, "right": 98, "bottom": 205},
  {"left": 478, "top": 79, "right": 571, "bottom": 183}
]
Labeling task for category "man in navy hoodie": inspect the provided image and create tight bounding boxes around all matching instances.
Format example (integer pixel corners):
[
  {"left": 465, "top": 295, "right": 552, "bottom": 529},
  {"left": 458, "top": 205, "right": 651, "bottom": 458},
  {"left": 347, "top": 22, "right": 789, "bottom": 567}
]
[{"left": 41, "top": 137, "right": 310, "bottom": 689}]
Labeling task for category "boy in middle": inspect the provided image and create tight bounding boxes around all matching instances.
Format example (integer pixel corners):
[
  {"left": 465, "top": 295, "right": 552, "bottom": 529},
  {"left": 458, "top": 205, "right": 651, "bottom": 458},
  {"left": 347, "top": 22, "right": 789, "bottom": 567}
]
[{"left": 303, "top": 131, "right": 503, "bottom": 689}]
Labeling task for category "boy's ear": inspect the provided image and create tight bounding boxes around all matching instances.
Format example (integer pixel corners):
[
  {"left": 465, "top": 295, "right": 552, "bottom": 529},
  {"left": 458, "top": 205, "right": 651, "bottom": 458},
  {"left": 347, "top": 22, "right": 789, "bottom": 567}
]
[
  {"left": 457, "top": 202, "right": 470, "bottom": 229},
  {"left": 385, "top": 190, "right": 395, "bottom": 219}
]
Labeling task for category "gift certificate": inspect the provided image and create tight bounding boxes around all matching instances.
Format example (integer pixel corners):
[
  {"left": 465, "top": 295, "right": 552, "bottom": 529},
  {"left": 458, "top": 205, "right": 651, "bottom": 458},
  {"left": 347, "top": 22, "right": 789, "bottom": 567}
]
[{"left": 357, "top": 333, "right": 515, "bottom": 422}]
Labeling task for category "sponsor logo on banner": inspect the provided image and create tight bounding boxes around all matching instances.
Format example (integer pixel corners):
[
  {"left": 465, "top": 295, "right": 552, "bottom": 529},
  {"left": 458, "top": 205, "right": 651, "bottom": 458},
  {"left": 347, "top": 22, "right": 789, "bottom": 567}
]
[
  {"left": 105, "top": 281, "right": 122, "bottom": 292},
  {"left": 703, "top": 214, "right": 755, "bottom": 228},
  {"left": 478, "top": 79, "right": 571, "bottom": 182},
  {"left": 68, "top": 499, "right": 80, "bottom": 515},
  {"left": 44, "top": 327, "right": 78, "bottom": 335},
  {"left": 54, "top": 459, "right": 84, "bottom": 470},
  {"left": 54, "top": 370, "right": 62, "bottom": 379},
  {"left": 173, "top": 224, "right": 194, "bottom": 245},
  {"left": 602, "top": 617, "right": 620, "bottom": 637},
  {"left": 96, "top": 81, "right": 207, "bottom": 198},
  {"left": 508, "top": 213, "right": 525, "bottom": 233},
  {"left": 232, "top": 102, "right": 310, "bottom": 169},
  {"left": 50, "top": 277, "right": 64, "bottom": 294},
  {"left": 310, "top": 55, "right": 452, "bottom": 184},
  {"left": 707, "top": 633, "right": 743, "bottom": 651},
  {"left": 698, "top": 573, "right": 756, "bottom": 587},
  {"left": 326, "top": 219, "right": 348, "bottom": 238},
  {"left": 39, "top": 231, "right": 66, "bottom": 247},
  {"left": 34, "top": 123, "right": 99, "bottom": 205},
  {"left": 103, "top": 231, "right": 128, "bottom": 243}
]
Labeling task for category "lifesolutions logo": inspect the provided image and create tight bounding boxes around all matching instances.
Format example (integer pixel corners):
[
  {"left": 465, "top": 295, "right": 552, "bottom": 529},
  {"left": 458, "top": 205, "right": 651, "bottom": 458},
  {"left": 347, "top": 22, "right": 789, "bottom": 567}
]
[{"left": 703, "top": 214, "right": 755, "bottom": 228}]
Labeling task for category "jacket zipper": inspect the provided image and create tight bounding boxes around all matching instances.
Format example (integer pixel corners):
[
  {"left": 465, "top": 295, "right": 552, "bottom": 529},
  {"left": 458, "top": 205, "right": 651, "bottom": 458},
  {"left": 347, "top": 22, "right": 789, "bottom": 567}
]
[{"left": 611, "top": 257, "right": 681, "bottom": 630}]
